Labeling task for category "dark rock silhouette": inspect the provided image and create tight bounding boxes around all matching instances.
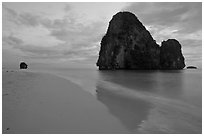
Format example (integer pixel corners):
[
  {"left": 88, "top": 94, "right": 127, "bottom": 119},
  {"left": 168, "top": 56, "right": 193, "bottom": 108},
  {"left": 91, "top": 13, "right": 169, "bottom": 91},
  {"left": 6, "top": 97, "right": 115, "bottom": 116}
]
[
  {"left": 20, "top": 62, "right": 28, "bottom": 69},
  {"left": 96, "top": 11, "right": 185, "bottom": 70},
  {"left": 96, "top": 12, "right": 160, "bottom": 70},
  {"left": 160, "top": 39, "right": 185, "bottom": 70},
  {"left": 187, "top": 66, "right": 197, "bottom": 69}
]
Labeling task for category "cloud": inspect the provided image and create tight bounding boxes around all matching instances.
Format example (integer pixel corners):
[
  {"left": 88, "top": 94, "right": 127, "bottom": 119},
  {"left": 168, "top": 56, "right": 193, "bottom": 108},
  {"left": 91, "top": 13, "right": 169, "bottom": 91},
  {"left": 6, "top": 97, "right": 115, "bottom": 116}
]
[
  {"left": 3, "top": 4, "right": 105, "bottom": 63},
  {"left": 64, "top": 4, "right": 71, "bottom": 12},
  {"left": 18, "top": 13, "right": 40, "bottom": 26},
  {"left": 50, "top": 21, "right": 105, "bottom": 48},
  {"left": 3, "top": 35, "right": 55, "bottom": 56},
  {"left": 3, "top": 5, "right": 41, "bottom": 27},
  {"left": 3, "top": 33, "right": 100, "bottom": 63},
  {"left": 124, "top": 2, "right": 201, "bottom": 32},
  {"left": 124, "top": 2, "right": 202, "bottom": 41},
  {"left": 3, "top": 34, "right": 23, "bottom": 46}
]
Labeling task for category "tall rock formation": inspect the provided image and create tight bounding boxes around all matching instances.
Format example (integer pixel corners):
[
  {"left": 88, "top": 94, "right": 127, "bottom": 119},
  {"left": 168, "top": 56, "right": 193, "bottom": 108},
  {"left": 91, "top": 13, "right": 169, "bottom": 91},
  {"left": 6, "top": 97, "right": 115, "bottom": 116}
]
[
  {"left": 160, "top": 39, "right": 185, "bottom": 69},
  {"left": 96, "top": 12, "right": 160, "bottom": 70},
  {"left": 96, "top": 11, "right": 185, "bottom": 70}
]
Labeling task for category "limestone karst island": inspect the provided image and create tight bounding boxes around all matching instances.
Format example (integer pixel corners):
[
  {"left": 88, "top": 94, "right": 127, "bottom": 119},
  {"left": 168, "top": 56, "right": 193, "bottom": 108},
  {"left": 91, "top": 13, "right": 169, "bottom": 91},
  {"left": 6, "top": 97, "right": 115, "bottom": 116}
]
[{"left": 96, "top": 12, "right": 185, "bottom": 70}]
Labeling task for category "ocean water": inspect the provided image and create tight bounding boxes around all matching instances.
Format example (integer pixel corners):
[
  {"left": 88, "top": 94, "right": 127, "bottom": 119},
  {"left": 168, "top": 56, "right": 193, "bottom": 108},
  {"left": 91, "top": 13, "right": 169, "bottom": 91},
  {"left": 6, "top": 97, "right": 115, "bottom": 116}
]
[{"left": 29, "top": 66, "right": 202, "bottom": 133}]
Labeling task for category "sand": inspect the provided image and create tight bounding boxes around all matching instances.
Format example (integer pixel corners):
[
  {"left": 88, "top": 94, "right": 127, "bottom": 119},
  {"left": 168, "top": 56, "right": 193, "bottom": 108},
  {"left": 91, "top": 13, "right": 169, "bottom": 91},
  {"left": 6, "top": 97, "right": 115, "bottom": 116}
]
[
  {"left": 2, "top": 70, "right": 129, "bottom": 134},
  {"left": 2, "top": 69, "right": 201, "bottom": 134}
]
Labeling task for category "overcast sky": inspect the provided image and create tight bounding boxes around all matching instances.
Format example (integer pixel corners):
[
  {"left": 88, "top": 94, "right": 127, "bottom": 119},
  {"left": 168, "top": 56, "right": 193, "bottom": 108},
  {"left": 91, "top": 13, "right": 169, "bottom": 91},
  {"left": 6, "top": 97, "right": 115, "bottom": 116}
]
[{"left": 2, "top": 2, "right": 202, "bottom": 68}]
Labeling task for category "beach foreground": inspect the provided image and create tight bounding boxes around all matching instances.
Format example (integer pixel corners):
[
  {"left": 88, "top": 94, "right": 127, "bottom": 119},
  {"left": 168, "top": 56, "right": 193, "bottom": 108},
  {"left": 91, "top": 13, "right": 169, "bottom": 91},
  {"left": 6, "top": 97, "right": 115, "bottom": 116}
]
[
  {"left": 2, "top": 70, "right": 129, "bottom": 134},
  {"left": 2, "top": 69, "right": 202, "bottom": 134}
]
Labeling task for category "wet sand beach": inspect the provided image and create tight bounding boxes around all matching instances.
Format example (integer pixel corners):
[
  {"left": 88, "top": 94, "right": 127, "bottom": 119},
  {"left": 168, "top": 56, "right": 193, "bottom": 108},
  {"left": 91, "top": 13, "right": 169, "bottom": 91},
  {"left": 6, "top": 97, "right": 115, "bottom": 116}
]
[{"left": 2, "top": 70, "right": 128, "bottom": 134}]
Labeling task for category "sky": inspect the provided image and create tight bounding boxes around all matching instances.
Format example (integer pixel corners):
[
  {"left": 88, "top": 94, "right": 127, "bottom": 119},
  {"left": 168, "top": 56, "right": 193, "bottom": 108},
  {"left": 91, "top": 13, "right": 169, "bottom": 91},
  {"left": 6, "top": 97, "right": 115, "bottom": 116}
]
[{"left": 2, "top": 2, "right": 202, "bottom": 68}]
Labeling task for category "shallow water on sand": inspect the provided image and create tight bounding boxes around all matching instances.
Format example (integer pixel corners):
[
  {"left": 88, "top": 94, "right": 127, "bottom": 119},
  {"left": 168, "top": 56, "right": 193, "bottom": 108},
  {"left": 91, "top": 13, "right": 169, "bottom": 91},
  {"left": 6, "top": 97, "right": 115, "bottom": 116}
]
[
  {"left": 29, "top": 66, "right": 202, "bottom": 133},
  {"left": 96, "top": 70, "right": 202, "bottom": 133}
]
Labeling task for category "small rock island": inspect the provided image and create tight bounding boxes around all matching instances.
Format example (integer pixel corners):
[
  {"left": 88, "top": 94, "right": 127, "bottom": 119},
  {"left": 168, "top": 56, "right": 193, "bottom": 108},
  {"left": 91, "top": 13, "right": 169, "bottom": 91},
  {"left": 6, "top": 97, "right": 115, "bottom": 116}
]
[
  {"left": 96, "top": 11, "right": 185, "bottom": 70},
  {"left": 20, "top": 62, "right": 28, "bottom": 69},
  {"left": 187, "top": 66, "right": 197, "bottom": 69}
]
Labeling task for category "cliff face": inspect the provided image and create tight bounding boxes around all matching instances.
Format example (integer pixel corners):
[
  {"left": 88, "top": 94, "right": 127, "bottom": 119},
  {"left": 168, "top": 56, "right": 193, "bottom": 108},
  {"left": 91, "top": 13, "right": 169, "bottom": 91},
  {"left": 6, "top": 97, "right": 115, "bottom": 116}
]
[
  {"left": 160, "top": 39, "right": 185, "bottom": 69},
  {"left": 96, "top": 12, "right": 185, "bottom": 70},
  {"left": 96, "top": 12, "right": 160, "bottom": 70}
]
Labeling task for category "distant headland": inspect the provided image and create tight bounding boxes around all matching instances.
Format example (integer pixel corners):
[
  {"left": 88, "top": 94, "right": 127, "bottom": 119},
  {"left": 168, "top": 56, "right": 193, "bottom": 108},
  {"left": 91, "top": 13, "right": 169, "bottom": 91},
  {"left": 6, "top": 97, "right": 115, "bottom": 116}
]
[{"left": 96, "top": 11, "right": 185, "bottom": 70}]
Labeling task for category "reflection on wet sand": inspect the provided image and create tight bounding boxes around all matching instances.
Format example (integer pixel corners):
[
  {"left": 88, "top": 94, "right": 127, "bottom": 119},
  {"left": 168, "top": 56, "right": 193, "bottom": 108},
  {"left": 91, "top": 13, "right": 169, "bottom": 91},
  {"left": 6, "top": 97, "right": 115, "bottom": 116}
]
[
  {"left": 96, "top": 84, "right": 153, "bottom": 132},
  {"left": 97, "top": 70, "right": 185, "bottom": 99},
  {"left": 96, "top": 70, "right": 201, "bottom": 133}
]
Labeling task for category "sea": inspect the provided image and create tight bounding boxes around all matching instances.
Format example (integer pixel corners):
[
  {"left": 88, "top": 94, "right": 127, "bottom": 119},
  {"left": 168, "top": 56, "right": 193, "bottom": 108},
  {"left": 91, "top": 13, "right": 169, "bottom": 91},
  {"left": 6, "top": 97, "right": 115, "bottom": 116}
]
[{"left": 26, "top": 65, "right": 202, "bottom": 134}]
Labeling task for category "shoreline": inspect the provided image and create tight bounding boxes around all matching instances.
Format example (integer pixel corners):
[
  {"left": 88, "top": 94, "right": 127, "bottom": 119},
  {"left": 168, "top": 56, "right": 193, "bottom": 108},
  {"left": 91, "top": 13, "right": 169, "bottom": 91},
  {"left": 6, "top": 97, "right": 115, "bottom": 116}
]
[{"left": 2, "top": 70, "right": 128, "bottom": 134}]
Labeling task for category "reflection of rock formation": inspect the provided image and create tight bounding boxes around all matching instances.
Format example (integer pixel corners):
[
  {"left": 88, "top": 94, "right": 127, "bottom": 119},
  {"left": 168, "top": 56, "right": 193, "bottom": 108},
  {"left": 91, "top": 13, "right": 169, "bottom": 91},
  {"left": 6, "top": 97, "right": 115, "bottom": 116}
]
[
  {"left": 98, "top": 70, "right": 158, "bottom": 92},
  {"left": 96, "top": 83, "right": 152, "bottom": 132},
  {"left": 97, "top": 70, "right": 184, "bottom": 102}
]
